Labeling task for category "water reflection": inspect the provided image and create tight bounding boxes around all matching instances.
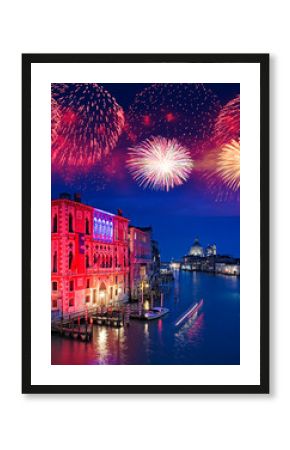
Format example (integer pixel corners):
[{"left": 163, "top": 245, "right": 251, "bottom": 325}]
[
  {"left": 52, "top": 271, "right": 240, "bottom": 365},
  {"left": 175, "top": 312, "right": 204, "bottom": 345}
]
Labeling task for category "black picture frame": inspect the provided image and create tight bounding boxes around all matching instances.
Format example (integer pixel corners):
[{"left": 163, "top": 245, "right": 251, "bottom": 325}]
[{"left": 22, "top": 53, "right": 269, "bottom": 394}]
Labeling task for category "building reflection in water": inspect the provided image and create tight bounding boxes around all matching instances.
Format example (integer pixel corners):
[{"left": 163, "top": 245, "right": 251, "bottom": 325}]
[
  {"left": 91, "top": 326, "right": 127, "bottom": 364},
  {"left": 95, "top": 328, "right": 108, "bottom": 364},
  {"left": 157, "top": 319, "right": 163, "bottom": 334},
  {"left": 173, "top": 272, "right": 180, "bottom": 303},
  {"left": 143, "top": 322, "right": 150, "bottom": 360}
]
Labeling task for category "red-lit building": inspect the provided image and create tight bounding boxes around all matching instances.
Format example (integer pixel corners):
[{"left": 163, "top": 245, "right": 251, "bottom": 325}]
[
  {"left": 51, "top": 194, "right": 129, "bottom": 318},
  {"left": 129, "top": 226, "right": 153, "bottom": 300}
]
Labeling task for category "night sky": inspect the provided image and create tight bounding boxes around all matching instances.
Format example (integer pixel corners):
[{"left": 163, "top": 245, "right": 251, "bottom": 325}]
[{"left": 52, "top": 83, "right": 240, "bottom": 261}]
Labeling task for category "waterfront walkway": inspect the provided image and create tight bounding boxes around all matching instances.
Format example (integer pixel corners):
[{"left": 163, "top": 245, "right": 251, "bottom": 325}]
[{"left": 51, "top": 304, "right": 132, "bottom": 342}]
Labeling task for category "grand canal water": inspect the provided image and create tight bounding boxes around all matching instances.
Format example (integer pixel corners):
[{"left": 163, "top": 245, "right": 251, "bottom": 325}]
[{"left": 51, "top": 271, "right": 240, "bottom": 365}]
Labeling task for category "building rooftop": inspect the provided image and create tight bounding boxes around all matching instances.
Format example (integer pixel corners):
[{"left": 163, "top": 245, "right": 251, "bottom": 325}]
[{"left": 52, "top": 194, "right": 129, "bottom": 221}]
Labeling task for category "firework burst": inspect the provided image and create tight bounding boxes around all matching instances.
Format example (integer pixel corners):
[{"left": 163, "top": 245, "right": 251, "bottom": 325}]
[
  {"left": 126, "top": 84, "right": 221, "bottom": 153},
  {"left": 214, "top": 95, "right": 240, "bottom": 147},
  {"left": 215, "top": 140, "right": 240, "bottom": 191},
  {"left": 51, "top": 83, "right": 124, "bottom": 168},
  {"left": 127, "top": 136, "right": 194, "bottom": 191}
]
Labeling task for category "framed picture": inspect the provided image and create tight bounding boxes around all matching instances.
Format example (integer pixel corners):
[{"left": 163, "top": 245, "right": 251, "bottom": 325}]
[{"left": 22, "top": 53, "right": 269, "bottom": 394}]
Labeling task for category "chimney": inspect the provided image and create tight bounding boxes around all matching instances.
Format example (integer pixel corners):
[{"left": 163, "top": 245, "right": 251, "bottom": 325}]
[
  {"left": 59, "top": 192, "right": 71, "bottom": 200},
  {"left": 117, "top": 208, "right": 123, "bottom": 216},
  {"left": 74, "top": 193, "right": 82, "bottom": 203}
]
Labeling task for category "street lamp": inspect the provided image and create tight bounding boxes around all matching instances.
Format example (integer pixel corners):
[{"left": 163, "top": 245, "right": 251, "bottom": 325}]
[
  {"left": 141, "top": 280, "right": 144, "bottom": 305},
  {"left": 141, "top": 279, "right": 149, "bottom": 305}
]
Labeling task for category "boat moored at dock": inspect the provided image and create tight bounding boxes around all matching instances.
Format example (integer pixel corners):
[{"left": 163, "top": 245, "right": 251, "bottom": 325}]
[{"left": 143, "top": 306, "right": 170, "bottom": 320}]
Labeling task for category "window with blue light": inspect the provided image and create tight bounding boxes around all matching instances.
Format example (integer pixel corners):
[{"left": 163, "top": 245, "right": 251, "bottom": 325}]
[{"left": 93, "top": 210, "right": 114, "bottom": 242}]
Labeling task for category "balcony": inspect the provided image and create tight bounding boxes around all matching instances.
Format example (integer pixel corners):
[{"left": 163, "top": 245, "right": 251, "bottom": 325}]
[
  {"left": 87, "top": 266, "right": 130, "bottom": 275},
  {"left": 133, "top": 254, "right": 152, "bottom": 260},
  {"left": 51, "top": 291, "right": 62, "bottom": 300},
  {"left": 86, "top": 266, "right": 117, "bottom": 275}
]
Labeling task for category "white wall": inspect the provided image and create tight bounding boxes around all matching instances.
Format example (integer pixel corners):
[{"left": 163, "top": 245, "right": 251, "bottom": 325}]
[{"left": 0, "top": 1, "right": 287, "bottom": 449}]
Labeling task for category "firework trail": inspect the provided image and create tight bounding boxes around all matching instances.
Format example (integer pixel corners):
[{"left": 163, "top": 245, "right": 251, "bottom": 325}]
[
  {"left": 126, "top": 84, "right": 221, "bottom": 153},
  {"left": 215, "top": 140, "right": 240, "bottom": 191},
  {"left": 52, "top": 148, "right": 127, "bottom": 194},
  {"left": 51, "top": 83, "right": 124, "bottom": 168},
  {"left": 127, "top": 136, "right": 194, "bottom": 191},
  {"left": 214, "top": 95, "right": 240, "bottom": 147},
  {"left": 52, "top": 164, "right": 107, "bottom": 193},
  {"left": 51, "top": 98, "right": 61, "bottom": 145}
]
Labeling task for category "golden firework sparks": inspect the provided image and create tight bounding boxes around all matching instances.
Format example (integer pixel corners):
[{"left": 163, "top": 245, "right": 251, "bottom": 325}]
[{"left": 215, "top": 139, "right": 240, "bottom": 191}]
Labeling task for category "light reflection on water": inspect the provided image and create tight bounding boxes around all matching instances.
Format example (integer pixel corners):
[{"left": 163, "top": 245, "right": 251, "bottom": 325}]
[{"left": 52, "top": 271, "right": 240, "bottom": 365}]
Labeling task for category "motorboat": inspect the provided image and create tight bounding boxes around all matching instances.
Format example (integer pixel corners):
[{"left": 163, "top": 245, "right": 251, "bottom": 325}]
[{"left": 143, "top": 306, "right": 170, "bottom": 320}]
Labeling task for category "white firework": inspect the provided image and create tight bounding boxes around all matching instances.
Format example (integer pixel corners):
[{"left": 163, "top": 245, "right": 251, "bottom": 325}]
[{"left": 127, "top": 136, "right": 194, "bottom": 191}]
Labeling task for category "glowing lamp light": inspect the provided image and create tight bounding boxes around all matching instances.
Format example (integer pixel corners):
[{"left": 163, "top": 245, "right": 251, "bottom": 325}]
[{"left": 144, "top": 300, "right": 150, "bottom": 311}]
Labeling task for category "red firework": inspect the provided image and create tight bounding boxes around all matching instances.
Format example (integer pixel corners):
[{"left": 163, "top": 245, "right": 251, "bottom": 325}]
[
  {"left": 51, "top": 83, "right": 124, "bottom": 169},
  {"left": 214, "top": 95, "right": 240, "bottom": 148},
  {"left": 125, "top": 83, "right": 221, "bottom": 154}
]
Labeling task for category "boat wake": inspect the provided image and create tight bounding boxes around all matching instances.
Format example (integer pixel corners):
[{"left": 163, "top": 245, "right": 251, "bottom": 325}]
[{"left": 174, "top": 299, "right": 204, "bottom": 327}]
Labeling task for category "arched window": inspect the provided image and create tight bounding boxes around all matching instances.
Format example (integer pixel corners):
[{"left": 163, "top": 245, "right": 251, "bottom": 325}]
[
  {"left": 69, "top": 213, "right": 73, "bottom": 233},
  {"left": 85, "top": 218, "right": 90, "bottom": 235},
  {"left": 68, "top": 251, "right": 73, "bottom": 270},
  {"left": 110, "top": 256, "right": 112, "bottom": 268},
  {"left": 53, "top": 251, "right": 57, "bottom": 273},
  {"left": 93, "top": 253, "right": 98, "bottom": 265},
  {"left": 86, "top": 254, "right": 90, "bottom": 268},
  {"left": 52, "top": 214, "right": 57, "bottom": 233}
]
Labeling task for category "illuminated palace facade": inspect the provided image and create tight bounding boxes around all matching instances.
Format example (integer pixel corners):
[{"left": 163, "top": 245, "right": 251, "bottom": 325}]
[
  {"left": 129, "top": 226, "right": 153, "bottom": 300},
  {"left": 51, "top": 194, "right": 130, "bottom": 317}
]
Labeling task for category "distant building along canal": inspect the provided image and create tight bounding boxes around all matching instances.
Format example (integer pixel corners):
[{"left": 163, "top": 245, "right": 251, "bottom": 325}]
[
  {"left": 129, "top": 225, "right": 153, "bottom": 300},
  {"left": 181, "top": 237, "right": 240, "bottom": 276}
]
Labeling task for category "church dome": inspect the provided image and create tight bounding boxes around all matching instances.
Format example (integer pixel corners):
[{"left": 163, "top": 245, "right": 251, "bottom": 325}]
[{"left": 188, "top": 238, "right": 204, "bottom": 256}]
